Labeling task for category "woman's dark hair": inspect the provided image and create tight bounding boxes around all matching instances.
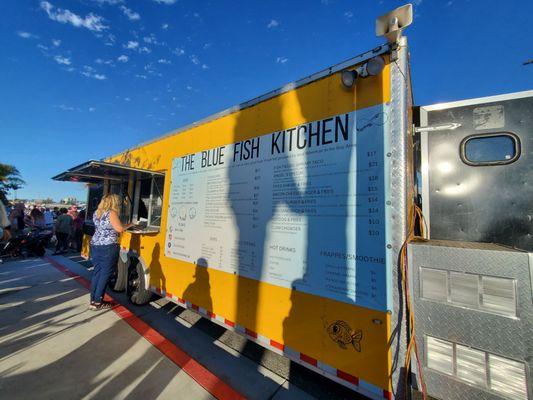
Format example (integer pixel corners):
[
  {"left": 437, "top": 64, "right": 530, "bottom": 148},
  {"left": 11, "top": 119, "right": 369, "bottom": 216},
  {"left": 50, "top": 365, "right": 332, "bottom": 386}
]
[
  {"left": 30, "top": 208, "right": 43, "bottom": 218},
  {"left": 60, "top": 208, "right": 68, "bottom": 214}
]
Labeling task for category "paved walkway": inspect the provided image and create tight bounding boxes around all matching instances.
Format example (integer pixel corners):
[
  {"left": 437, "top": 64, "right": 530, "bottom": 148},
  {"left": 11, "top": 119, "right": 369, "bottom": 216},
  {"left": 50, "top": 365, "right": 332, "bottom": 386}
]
[
  {"left": 0, "top": 256, "right": 218, "bottom": 399},
  {"left": 0, "top": 255, "right": 336, "bottom": 400}
]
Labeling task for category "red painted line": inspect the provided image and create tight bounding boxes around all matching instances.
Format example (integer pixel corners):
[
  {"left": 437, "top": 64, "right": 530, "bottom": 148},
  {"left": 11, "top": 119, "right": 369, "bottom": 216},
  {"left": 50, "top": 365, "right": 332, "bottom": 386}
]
[
  {"left": 178, "top": 297, "right": 184, "bottom": 304},
  {"left": 383, "top": 390, "right": 392, "bottom": 400},
  {"left": 191, "top": 304, "right": 199, "bottom": 311},
  {"left": 269, "top": 340, "right": 285, "bottom": 351},
  {"left": 44, "top": 256, "right": 245, "bottom": 400},
  {"left": 166, "top": 292, "right": 173, "bottom": 299},
  {"left": 224, "top": 319, "right": 235, "bottom": 328},
  {"left": 300, "top": 353, "right": 318, "bottom": 367},
  {"left": 207, "top": 310, "right": 216, "bottom": 319},
  {"left": 336, "top": 369, "right": 359, "bottom": 386}
]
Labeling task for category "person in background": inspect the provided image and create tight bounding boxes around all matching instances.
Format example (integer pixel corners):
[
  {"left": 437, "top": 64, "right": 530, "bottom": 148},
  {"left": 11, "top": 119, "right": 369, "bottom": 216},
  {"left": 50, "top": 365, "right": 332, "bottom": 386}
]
[
  {"left": 29, "top": 207, "right": 46, "bottom": 229},
  {"left": 72, "top": 209, "right": 85, "bottom": 252},
  {"left": 43, "top": 208, "right": 54, "bottom": 228},
  {"left": 53, "top": 208, "right": 72, "bottom": 254},
  {"left": 67, "top": 204, "right": 78, "bottom": 220},
  {"left": 90, "top": 194, "right": 133, "bottom": 310},
  {"left": 52, "top": 207, "right": 59, "bottom": 220},
  {"left": 0, "top": 201, "right": 11, "bottom": 242},
  {"left": 8, "top": 203, "right": 25, "bottom": 236}
]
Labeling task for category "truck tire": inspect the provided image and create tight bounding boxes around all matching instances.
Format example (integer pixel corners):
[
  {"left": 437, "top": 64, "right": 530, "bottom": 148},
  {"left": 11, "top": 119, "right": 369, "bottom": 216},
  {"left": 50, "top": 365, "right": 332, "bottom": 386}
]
[
  {"left": 109, "top": 257, "right": 127, "bottom": 292},
  {"left": 127, "top": 259, "right": 152, "bottom": 305}
]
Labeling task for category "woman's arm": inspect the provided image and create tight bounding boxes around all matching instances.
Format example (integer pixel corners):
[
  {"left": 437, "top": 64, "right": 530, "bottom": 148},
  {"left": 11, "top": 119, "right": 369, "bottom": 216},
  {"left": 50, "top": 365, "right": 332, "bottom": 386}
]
[{"left": 109, "top": 210, "right": 133, "bottom": 233}]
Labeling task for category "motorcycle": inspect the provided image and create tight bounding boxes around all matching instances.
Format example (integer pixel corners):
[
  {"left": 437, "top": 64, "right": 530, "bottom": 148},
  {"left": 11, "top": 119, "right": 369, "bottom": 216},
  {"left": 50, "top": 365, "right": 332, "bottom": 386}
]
[{"left": 0, "top": 227, "right": 53, "bottom": 259}]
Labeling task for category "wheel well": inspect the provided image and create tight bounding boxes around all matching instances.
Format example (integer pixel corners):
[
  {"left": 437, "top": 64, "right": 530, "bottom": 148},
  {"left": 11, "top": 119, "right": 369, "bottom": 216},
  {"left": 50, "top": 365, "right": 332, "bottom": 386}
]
[{"left": 128, "top": 254, "right": 150, "bottom": 290}]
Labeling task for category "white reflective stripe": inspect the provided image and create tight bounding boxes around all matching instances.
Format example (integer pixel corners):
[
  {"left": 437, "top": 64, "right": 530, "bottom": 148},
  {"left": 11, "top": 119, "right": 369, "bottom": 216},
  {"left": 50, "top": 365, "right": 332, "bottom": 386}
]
[
  {"left": 488, "top": 354, "right": 527, "bottom": 400},
  {"left": 358, "top": 379, "right": 383, "bottom": 395}
]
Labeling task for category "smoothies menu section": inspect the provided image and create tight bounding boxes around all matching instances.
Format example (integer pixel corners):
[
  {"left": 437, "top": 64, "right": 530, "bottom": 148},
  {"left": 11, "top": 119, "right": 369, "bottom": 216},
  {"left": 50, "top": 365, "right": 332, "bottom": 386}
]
[{"left": 165, "top": 106, "right": 389, "bottom": 311}]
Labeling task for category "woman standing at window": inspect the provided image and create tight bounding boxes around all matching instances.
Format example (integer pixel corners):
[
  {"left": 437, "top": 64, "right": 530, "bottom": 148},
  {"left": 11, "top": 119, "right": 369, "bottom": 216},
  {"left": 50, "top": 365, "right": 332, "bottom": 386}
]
[{"left": 90, "top": 194, "right": 133, "bottom": 310}]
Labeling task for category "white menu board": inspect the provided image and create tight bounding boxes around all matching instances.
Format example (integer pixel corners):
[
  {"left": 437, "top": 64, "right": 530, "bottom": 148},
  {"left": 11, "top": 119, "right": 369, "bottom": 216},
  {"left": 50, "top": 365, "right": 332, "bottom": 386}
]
[{"left": 165, "top": 105, "right": 389, "bottom": 311}]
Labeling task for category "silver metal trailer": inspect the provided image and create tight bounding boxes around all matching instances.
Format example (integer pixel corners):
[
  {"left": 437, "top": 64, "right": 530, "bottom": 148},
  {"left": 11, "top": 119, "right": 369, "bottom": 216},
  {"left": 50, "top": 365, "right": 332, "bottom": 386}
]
[{"left": 411, "top": 91, "right": 533, "bottom": 400}]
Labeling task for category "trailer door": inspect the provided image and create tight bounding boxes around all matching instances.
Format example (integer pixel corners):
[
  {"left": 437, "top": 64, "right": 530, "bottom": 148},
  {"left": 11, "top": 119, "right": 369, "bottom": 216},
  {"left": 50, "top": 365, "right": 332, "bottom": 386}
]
[
  {"left": 419, "top": 90, "right": 533, "bottom": 251},
  {"left": 411, "top": 91, "right": 533, "bottom": 400}
]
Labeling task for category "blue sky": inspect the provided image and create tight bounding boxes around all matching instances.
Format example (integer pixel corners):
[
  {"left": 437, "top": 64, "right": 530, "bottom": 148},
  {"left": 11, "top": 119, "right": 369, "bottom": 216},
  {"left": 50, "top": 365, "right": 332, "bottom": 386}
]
[{"left": 1, "top": 0, "right": 531, "bottom": 201}]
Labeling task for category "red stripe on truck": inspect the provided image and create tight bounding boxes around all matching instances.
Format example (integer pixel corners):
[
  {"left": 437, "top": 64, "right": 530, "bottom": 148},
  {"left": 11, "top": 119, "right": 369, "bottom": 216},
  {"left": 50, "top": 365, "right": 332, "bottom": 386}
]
[
  {"left": 337, "top": 370, "right": 359, "bottom": 386},
  {"left": 269, "top": 340, "right": 285, "bottom": 351},
  {"left": 300, "top": 353, "right": 318, "bottom": 367}
]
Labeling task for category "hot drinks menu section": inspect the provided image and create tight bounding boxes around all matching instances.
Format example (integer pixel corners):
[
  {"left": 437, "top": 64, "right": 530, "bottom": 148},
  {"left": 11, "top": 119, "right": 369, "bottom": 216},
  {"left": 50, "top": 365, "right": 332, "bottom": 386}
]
[{"left": 165, "top": 105, "right": 389, "bottom": 311}]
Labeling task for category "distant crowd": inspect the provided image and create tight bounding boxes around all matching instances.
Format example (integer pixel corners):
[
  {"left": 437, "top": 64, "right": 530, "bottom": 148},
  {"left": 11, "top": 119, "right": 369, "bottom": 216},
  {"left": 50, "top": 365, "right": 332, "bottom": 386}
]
[{"left": 0, "top": 202, "right": 86, "bottom": 254}]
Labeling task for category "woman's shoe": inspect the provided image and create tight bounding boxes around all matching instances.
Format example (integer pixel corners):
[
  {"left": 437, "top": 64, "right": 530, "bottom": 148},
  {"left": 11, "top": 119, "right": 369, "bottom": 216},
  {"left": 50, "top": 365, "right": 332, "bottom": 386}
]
[{"left": 90, "top": 301, "right": 113, "bottom": 311}]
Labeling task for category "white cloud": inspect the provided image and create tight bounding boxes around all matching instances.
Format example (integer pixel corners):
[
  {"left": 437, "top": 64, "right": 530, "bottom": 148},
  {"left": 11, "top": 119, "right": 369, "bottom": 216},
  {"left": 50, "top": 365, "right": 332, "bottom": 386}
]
[
  {"left": 54, "top": 55, "right": 71, "bottom": 65},
  {"left": 276, "top": 57, "right": 288, "bottom": 64},
  {"left": 190, "top": 55, "right": 200, "bottom": 65},
  {"left": 37, "top": 44, "right": 49, "bottom": 51},
  {"left": 120, "top": 5, "right": 140, "bottom": 21},
  {"left": 92, "top": 0, "right": 123, "bottom": 4},
  {"left": 105, "top": 33, "right": 116, "bottom": 46},
  {"left": 17, "top": 31, "right": 39, "bottom": 39},
  {"left": 186, "top": 85, "right": 193, "bottom": 91},
  {"left": 117, "top": 55, "right": 129, "bottom": 62},
  {"left": 81, "top": 66, "right": 106, "bottom": 80},
  {"left": 267, "top": 19, "right": 279, "bottom": 29},
  {"left": 56, "top": 104, "right": 76, "bottom": 111},
  {"left": 88, "top": 107, "right": 96, "bottom": 112},
  {"left": 153, "top": 0, "right": 177, "bottom": 4},
  {"left": 174, "top": 47, "right": 185, "bottom": 56},
  {"left": 158, "top": 58, "right": 171, "bottom": 64},
  {"left": 203, "top": 43, "right": 212, "bottom": 49},
  {"left": 344, "top": 11, "right": 353, "bottom": 18},
  {"left": 135, "top": 74, "right": 147, "bottom": 79},
  {"left": 201, "top": 64, "right": 209, "bottom": 70},
  {"left": 124, "top": 40, "right": 139, "bottom": 50},
  {"left": 40, "top": 1, "right": 108, "bottom": 32},
  {"left": 52, "top": 38, "right": 61, "bottom": 46},
  {"left": 95, "top": 58, "right": 114, "bottom": 65},
  {"left": 124, "top": 97, "right": 131, "bottom": 101},
  {"left": 143, "top": 34, "right": 161, "bottom": 46},
  {"left": 139, "top": 46, "right": 151, "bottom": 53},
  {"left": 161, "top": 23, "right": 169, "bottom": 30}
]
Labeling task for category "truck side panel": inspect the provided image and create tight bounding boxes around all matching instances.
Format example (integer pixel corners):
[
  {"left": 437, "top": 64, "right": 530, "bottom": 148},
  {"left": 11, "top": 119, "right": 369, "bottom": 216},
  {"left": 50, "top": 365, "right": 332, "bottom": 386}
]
[{"left": 108, "top": 57, "right": 396, "bottom": 393}]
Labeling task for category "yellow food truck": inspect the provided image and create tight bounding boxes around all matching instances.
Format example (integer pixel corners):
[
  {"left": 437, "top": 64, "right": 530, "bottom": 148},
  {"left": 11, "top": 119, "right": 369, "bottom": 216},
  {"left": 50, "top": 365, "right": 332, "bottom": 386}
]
[{"left": 54, "top": 5, "right": 532, "bottom": 400}]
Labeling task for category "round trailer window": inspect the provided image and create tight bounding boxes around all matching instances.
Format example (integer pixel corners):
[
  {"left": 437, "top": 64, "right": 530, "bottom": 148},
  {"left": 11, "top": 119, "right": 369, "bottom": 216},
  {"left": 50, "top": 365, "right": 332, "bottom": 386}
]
[{"left": 461, "top": 133, "right": 520, "bottom": 166}]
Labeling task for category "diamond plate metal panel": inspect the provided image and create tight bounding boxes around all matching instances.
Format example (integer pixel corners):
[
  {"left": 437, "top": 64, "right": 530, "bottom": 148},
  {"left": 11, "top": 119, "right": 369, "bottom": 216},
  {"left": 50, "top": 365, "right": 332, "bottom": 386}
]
[
  {"left": 388, "top": 37, "right": 411, "bottom": 399},
  {"left": 409, "top": 240, "right": 533, "bottom": 400}
]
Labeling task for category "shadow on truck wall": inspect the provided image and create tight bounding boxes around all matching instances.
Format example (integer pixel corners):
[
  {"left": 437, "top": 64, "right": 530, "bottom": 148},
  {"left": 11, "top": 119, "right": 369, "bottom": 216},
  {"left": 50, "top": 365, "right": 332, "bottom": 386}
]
[
  {"left": 183, "top": 258, "right": 213, "bottom": 315},
  {"left": 227, "top": 73, "right": 388, "bottom": 388}
]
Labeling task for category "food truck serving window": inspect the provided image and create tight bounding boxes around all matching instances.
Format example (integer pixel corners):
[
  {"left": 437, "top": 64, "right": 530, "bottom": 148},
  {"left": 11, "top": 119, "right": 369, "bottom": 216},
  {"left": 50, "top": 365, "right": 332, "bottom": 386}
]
[
  {"left": 52, "top": 160, "right": 165, "bottom": 233},
  {"left": 132, "top": 175, "right": 164, "bottom": 230}
]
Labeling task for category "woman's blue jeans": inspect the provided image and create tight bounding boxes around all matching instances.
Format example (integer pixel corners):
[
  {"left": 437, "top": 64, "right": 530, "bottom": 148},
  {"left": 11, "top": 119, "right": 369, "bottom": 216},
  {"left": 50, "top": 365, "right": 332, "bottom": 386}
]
[{"left": 90, "top": 244, "right": 119, "bottom": 303}]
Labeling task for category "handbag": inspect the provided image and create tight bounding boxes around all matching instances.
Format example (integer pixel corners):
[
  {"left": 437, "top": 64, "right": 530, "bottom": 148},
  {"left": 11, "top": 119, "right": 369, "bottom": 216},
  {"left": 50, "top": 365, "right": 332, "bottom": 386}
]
[{"left": 82, "top": 221, "right": 95, "bottom": 236}]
